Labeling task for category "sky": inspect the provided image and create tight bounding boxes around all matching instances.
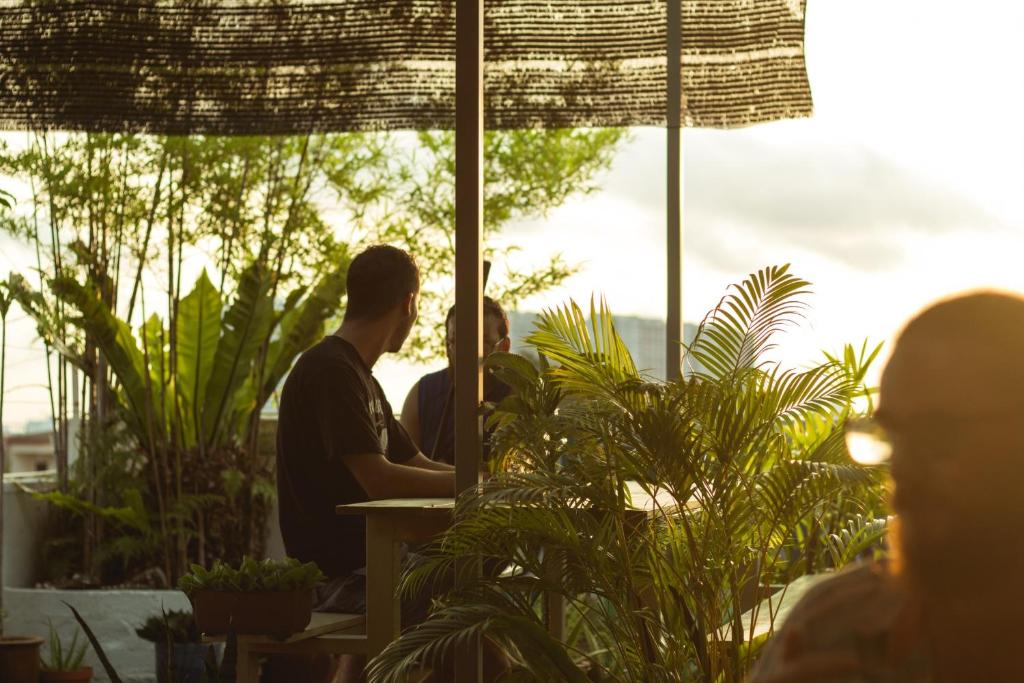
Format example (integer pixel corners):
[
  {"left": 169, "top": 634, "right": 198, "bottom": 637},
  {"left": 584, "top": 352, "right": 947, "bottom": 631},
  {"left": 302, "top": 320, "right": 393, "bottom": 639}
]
[
  {"left": 4, "top": 0, "right": 1024, "bottom": 427},
  {"left": 393, "top": 0, "right": 1024, "bottom": 397}
]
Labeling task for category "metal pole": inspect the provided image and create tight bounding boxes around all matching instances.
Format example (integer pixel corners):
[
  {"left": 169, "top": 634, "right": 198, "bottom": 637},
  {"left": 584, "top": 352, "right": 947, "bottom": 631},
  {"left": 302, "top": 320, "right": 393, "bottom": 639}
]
[
  {"left": 454, "top": 0, "right": 484, "bottom": 679},
  {"left": 666, "top": 0, "right": 684, "bottom": 381}
]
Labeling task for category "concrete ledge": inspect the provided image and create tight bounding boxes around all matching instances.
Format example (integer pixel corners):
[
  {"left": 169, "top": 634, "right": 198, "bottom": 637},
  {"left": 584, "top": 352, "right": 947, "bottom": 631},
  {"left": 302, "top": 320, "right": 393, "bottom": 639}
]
[
  {"left": 4, "top": 587, "right": 192, "bottom": 683},
  {"left": 3, "top": 470, "right": 55, "bottom": 587}
]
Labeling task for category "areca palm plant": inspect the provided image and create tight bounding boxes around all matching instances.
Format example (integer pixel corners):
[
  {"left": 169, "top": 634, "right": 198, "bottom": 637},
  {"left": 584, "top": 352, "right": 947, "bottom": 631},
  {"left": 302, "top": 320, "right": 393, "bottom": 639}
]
[{"left": 369, "top": 265, "right": 887, "bottom": 683}]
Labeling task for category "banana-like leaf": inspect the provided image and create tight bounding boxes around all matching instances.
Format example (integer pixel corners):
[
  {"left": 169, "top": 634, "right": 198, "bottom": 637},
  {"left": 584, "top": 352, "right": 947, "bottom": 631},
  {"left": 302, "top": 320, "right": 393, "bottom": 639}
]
[
  {"left": 175, "top": 269, "right": 223, "bottom": 449},
  {"left": 201, "top": 263, "right": 274, "bottom": 448},
  {"left": 140, "top": 313, "right": 172, "bottom": 439},
  {"left": 259, "top": 258, "right": 348, "bottom": 406},
  {"left": 50, "top": 276, "right": 159, "bottom": 448}
]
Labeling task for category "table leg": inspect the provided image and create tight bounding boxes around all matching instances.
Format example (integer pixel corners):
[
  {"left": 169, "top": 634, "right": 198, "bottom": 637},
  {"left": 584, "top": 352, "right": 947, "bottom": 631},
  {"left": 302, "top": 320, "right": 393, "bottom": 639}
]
[
  {"left": 366, "top": 514, "right": 401, "bottom": 660},
  {"left": 544, "top": 550, "right": 566, "bottom": 642},
  {"left": 235, "top": 642, "right": 259, "bottom": 683}
]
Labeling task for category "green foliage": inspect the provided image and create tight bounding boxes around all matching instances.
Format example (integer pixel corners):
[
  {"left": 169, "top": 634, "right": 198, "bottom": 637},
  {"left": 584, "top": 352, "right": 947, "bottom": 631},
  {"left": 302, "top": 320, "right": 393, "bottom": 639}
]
[
  {"left": 135, "top": 609, "right": 200, "bottom": 644},
  {"left": 65, "top": 602, "right": 125, "bottom": 683},
  {"left": 21, "top": 261, "right": 346, "bottom": 581},
  {"left": 177, "top": 557, "right": 326, "bottom": 595},
  {"left": 368, "top": 266, "right": 888, "bottom": 683},
  {"left": 41, "top": 620, "right": 88, "bottom": 671},
  {"left": 375, "top": 128, "right": 627, "bottom": 361},
  {"left": 0, "top": 128, "right": 623, "bottom": 585},
  {"left": 69, "top": 601, "right": 234, "bottom": 683}
]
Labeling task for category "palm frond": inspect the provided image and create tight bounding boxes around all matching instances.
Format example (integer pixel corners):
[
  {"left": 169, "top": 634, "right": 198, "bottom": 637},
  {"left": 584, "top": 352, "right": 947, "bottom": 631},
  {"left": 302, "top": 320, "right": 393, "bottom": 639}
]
[{"left": 686, "top": 265, "right": 810, "bottom": 380}]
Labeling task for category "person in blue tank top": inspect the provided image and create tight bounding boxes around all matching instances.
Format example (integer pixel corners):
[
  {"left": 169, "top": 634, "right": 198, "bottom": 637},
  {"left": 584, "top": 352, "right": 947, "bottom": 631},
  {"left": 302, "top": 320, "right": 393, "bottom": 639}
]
[{"left": 400, "top": 296, "right": 512, "bottom": 464}]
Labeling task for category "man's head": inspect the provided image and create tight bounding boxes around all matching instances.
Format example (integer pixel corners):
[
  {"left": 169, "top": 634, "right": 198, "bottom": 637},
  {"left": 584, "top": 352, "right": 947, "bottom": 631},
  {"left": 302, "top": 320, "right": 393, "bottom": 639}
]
[
  {"left": 879, "top": 292, "right": 1024, "bottom": 591},
  {"left": 343, "top": 245, "right": 420, "bottom": 353},
  {"left": 444, "top": 297, "right": 511, "bottom": 366}
]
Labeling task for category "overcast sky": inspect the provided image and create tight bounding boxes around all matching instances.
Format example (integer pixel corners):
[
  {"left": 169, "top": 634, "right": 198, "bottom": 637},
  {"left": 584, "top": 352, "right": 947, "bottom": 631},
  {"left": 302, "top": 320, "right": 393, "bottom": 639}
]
[{"left": 4, "top": 0, "right": 1024, "bottom": 426}]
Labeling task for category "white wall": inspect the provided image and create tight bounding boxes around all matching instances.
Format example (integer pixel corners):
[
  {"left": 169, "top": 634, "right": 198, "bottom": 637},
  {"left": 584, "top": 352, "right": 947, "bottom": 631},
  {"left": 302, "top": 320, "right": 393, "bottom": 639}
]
[{"left": 2, "top": 470, "right": 52, "bottom": 587}]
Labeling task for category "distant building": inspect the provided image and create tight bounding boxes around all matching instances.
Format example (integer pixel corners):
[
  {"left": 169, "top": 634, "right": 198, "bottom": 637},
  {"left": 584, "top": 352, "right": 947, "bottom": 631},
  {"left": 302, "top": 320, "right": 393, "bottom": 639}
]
[
  {"left": 507, "top": 311, "right": 701, "bottom": 381},
  {"left": 4, "top": 431, "right": 55, "bottom": 473}
]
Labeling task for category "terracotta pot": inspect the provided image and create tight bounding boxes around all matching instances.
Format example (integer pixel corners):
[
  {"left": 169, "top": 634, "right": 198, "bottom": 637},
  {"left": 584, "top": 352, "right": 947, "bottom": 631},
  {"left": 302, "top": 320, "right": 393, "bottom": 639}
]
[
  {"left": 0, "top": 635, "right": 44, "bottom": 683},
  {"left": 40, "top": 667, "right": 94, "bottom": 682},
  {"left": 190, "top": 589, "right": 312, "bottom": 637}
]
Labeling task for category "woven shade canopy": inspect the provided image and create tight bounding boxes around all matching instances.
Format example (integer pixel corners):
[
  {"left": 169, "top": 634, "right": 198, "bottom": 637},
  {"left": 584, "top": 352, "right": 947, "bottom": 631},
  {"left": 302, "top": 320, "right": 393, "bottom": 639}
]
[{"left": 0, "top": 0, "right": 812, "bottom": 134}]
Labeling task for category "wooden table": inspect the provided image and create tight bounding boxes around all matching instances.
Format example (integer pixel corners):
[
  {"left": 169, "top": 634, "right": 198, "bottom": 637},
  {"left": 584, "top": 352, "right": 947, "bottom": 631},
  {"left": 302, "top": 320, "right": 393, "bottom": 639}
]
[{"left": 336, "top": 483, "right": 688, "bottom": 659}]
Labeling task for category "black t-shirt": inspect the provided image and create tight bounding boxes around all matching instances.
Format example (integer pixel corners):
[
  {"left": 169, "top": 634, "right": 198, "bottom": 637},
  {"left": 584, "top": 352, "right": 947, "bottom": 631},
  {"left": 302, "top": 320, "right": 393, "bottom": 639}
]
[{"left": 276, "top": 336, "right": 417, "bottom": 577}]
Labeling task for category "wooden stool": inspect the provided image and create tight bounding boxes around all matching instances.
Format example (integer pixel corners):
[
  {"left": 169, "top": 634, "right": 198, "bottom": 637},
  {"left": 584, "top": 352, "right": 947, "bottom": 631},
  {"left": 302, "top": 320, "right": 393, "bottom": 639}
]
[{"left": 203, "top": 612, "right": 367, "bottom": 683}]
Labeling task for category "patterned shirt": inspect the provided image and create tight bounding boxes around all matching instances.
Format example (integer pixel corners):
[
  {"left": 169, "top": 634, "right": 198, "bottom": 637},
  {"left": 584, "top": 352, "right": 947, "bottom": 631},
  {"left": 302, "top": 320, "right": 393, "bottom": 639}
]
[{"left": 749, "top": 562, "right": 931, "bottom": 683}]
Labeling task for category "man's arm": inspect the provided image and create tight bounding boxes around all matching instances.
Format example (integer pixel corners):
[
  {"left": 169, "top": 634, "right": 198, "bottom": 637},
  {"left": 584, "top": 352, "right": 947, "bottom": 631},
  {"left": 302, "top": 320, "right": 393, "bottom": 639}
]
[
  {"left": 405, "top": 452, "right": 455, "bottom": 472},
  {"left": 344, "top": 452, "right": 454, "bottom": 499},
  {"left": 399, "top": 380, "right": 423, "bottom": 449}
]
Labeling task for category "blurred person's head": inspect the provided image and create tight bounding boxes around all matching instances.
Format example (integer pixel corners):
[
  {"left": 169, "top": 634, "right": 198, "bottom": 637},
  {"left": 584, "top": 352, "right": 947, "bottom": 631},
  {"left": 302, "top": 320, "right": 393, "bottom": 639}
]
[
  {"left": 879, "top": 292, "right": 1024, "bottom": 594},
  {"left": 444, "top": 296, "right": 511, "bottom": 367},
  {"left": 343, "top": 245, "right": 420, "bottom": 353}
]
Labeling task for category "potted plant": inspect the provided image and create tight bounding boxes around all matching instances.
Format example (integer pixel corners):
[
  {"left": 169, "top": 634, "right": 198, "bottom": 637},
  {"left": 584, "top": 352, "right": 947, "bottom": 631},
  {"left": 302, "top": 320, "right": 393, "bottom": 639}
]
[
  {"left": 39, "top": 621, "right": 92, "bottom": 682},
  {"left": 178, "top": 557, "right": 325, "bottom": 637},
  {"left": 135, "top": 610, "right": 211, "bottom": 683},
  {"left": 0, "top": 628, "right": 43, "bottom": 683}
]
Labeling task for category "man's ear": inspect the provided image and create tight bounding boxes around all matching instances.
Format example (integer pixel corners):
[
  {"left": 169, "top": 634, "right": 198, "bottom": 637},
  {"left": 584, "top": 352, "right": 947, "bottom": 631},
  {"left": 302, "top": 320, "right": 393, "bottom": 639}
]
[
  {"left": 404, "top": 292, "right": 416, "bottom": 315},
  {"left": 498, "top": 337, "right": 511, "bottom": 353}
]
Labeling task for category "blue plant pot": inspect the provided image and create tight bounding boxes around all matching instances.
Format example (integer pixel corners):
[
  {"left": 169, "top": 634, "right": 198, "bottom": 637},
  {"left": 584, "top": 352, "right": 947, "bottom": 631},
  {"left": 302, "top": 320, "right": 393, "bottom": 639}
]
[{"left": 154, "top": 642, "right": 211, "bottom": 683}]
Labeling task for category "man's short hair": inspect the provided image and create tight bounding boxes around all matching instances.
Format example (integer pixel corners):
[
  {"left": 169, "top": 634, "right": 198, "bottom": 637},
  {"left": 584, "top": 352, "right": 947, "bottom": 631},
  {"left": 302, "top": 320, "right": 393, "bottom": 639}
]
[
  {"left": 344, "top": 245, "right": 420, "bottom": 321},
  {"left": 445, "top": 297, "right": 510, "bottom": 339}
]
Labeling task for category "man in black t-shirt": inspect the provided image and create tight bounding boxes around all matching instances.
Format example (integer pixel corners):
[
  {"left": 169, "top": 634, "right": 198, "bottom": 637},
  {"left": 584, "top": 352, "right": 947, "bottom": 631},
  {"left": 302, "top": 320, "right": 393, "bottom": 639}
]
[{"left": 276, "top": 245, "right": 454, "bottom": 608}]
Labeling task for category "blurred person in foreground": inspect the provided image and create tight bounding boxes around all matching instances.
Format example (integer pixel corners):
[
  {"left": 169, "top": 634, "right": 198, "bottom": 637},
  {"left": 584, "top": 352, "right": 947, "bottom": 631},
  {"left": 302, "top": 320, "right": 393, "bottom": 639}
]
[
  {"left": 400, "top": 296, "right": 512, "bottom": 464},
  {"left": 749, "top": 291, "right": 1024, "bottom": 683}
]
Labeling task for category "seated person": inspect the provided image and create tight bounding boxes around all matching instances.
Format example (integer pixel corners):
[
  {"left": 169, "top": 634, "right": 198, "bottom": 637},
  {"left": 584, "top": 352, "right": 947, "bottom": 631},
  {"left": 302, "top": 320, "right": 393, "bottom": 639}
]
[
  {"left": 276, "top": 245, "right": 508, "bottom": 681},
  {"left": 277, "top": 245, "right": 454, "bottom": 615},
  {"left": 748, "top": 292, "right": 1024, "bottom": 683},
  {"left": 400, "top": 296, "right": 512, "bottom": 464}
]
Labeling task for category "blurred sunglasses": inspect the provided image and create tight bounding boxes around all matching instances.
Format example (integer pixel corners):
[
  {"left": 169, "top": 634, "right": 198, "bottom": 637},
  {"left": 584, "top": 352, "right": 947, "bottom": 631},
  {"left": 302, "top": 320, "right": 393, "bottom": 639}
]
[{"left": 844, "top": 417, "right": 892, "bottom": 465}]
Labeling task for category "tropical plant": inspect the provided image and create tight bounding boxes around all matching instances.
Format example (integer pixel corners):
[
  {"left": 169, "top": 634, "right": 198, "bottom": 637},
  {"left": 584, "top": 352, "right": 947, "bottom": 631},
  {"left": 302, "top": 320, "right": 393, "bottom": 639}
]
[
  {"left": 69, "top": 602, "right": 233, "bottom": 683},
  {"left": 0, "top": 128, "right": 624, "bottom": 586},
  {"left": 177, "top": 557, "right": 325, "bottom": 595},
  {"left": 367, "top": 265, "right": 888, "bottom": 683},
  {"left": 20, "top": 258, "right": 348, "bottom": 582},
  {"left": 40, "top": 621, "right": 88, "bottom": 672}
]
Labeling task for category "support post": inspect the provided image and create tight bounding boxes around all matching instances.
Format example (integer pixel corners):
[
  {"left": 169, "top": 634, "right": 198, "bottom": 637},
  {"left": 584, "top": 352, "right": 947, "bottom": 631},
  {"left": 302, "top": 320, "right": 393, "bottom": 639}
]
[
  {"left": 666, "top": 0, "right": 684, "bottom": 381},
  {"left": 454, "top": 0, "right": 484, "bottom": 679}
]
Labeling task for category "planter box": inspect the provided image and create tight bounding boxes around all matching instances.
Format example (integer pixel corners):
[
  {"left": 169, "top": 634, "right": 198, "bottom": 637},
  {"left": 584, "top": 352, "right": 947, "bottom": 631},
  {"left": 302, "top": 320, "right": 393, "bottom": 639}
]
[
  {"left": 191, "top": 588, "right": 312, "bottom": 637},
  {"left": 3, "top": 588, "right": 191, "bottom": 683}
]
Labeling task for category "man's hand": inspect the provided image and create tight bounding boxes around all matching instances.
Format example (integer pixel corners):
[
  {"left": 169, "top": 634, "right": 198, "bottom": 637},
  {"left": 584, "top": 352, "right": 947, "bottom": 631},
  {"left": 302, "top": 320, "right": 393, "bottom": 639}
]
[
  {"left": 343, "top": 452, "right": 455, "bottom": 499},
  {"left": 406, "top": 452, "right": 455, "bottom": 472}
]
